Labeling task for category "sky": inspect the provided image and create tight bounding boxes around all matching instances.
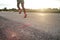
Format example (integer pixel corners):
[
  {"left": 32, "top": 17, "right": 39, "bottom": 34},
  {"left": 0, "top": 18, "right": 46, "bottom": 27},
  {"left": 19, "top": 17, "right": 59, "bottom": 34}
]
[{"left": 0, "top": 0, "right": 60, "bottom": 9}]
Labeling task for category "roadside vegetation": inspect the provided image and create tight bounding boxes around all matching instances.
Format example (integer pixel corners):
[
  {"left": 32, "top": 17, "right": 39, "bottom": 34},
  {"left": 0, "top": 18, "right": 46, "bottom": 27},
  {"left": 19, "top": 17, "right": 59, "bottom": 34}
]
[{"left": 0, "top": 7, "right": 60, "bottom": 13}]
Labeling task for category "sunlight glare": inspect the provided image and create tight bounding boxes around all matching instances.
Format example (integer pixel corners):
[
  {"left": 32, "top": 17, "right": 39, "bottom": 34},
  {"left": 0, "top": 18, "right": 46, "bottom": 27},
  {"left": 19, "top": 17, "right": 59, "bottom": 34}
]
[
  {"left": 0, "top": 0, "right": 60, "bottom": 9},
  {"left": 25, "top": 0, "right": 60, "bottom": 9},
  {"left": 37, "top": 13, "right": 47, "bottom": 16}
]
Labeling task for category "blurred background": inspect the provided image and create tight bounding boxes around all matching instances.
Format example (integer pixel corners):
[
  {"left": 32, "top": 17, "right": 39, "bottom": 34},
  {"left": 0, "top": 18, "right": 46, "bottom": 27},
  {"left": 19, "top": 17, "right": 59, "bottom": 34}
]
[{"left": 0, "top": 0, "right": 60, "bottom": 13}]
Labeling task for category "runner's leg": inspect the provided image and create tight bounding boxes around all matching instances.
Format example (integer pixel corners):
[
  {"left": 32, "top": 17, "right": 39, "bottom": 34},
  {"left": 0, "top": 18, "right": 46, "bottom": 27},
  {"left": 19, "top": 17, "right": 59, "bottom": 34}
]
[
  {"left": 17, "top": 3, "right": 22, "bottom": 14},
  {"left": 21, "top": 3, "right": 27, "bottom": 18}
]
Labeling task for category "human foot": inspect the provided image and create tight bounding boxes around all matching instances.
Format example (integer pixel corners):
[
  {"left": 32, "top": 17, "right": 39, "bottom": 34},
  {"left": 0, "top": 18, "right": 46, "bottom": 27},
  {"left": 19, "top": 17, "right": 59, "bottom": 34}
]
[
  {"left": 19, "top": 10, "right": 22, "bottom": 14},
  {"left": 24, "top": 14, "right": 27, "bottom": 18}
]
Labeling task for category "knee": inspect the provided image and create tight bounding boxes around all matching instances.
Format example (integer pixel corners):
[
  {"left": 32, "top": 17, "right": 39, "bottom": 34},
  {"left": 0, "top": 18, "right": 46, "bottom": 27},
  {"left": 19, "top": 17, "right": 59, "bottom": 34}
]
[
  {"left": 17, "top": 3, "right": 19, "bottom": 8},
  {"left": 17, "top": 4, "right": 19, "bottom": 8},
  {"left": 22, "top": 6, "right": 25, "bottom": 9}
]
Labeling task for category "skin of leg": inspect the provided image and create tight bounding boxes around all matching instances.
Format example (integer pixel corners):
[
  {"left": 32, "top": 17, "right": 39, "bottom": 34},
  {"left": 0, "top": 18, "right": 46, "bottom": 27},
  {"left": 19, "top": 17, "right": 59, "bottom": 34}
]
[
  {"left": 17, "top": 2, "right": 20, "bottom": 10},
  {"left": 17, "top": 2, "right": 22, "bottom": 14},
  {"left": 21, "top": 3, "right": 27, "bottom": 18},
  {"left": 21, "top": 3, "right": 26, "bottom": 14}
]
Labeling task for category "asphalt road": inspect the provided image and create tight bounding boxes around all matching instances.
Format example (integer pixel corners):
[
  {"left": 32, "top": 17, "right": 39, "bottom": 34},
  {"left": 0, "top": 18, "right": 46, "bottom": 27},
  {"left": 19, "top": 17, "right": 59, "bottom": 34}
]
[{"left": 0, "top": 11, "right": 60, "bottom": 40}]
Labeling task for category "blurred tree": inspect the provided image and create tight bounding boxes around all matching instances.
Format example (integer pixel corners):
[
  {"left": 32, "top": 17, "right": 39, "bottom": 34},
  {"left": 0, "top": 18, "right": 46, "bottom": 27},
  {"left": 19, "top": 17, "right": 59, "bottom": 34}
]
[{"left": 3, "top": 7, "right": 8, "bottom": 11}]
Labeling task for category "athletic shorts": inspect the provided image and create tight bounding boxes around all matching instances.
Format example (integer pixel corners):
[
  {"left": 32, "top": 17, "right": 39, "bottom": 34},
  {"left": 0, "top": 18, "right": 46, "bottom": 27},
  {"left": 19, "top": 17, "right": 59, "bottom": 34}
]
[{"left": 17, "top": 0, "right": 24, "bottom": 3}]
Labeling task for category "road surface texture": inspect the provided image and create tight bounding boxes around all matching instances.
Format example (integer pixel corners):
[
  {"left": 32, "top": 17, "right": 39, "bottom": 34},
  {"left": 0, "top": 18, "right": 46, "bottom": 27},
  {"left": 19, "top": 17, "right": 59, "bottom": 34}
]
[{"left": 0, "top": 11, "right": 60, "bottom": 40}]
